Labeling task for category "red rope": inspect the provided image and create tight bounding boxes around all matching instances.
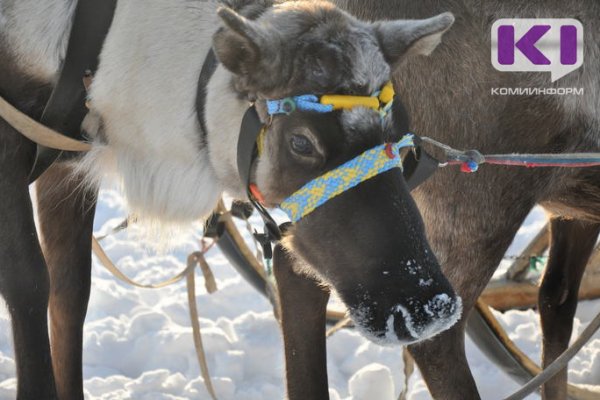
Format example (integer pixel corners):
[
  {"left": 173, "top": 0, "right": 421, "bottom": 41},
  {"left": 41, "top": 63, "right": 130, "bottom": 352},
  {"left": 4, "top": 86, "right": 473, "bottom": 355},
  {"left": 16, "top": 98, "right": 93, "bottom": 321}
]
[
  {"left": 485, "top": 160, "right": 600, "bottom": 168},
  {"left": 448, "top": 160, "right": 600, "bottom": 169}
]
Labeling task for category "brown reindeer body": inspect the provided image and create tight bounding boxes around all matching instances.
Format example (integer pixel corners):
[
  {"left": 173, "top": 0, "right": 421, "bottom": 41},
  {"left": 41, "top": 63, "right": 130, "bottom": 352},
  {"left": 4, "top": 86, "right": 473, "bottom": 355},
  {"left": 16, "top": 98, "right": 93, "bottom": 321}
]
[{"left": 341, "top": 1, "right": 600, "bottom": 399}]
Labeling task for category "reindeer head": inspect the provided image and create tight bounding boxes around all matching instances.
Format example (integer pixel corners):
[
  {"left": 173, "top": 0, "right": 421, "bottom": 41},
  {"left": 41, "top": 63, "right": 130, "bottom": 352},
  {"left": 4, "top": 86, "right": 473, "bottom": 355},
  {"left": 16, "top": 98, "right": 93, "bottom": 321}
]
[{"left": 213, "top": 0, "right": 461, "bottom": 344}]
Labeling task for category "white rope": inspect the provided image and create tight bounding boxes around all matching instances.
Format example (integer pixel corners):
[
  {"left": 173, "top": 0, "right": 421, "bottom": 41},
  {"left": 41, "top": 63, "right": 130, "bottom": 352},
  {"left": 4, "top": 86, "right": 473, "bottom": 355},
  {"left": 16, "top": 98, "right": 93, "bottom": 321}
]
[
  {"left": 92, "top": 237, "right": 219, "bottom": 399},
  {"left": 0, "top": 95, "right": 91, "bottom": 152}
]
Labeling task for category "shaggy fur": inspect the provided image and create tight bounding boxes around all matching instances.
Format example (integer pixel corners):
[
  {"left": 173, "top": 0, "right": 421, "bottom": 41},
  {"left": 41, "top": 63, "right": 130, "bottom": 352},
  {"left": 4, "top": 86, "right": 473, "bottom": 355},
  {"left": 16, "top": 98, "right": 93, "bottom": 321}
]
[
  {"left": 82, "top": 0, "right": 223, "bottom": 222},
  {"left": 0, "top": 0, "right": 75, "bottom": 81},
  {"left": 0, "top": 0, "right": 464, "bottom": 398}
]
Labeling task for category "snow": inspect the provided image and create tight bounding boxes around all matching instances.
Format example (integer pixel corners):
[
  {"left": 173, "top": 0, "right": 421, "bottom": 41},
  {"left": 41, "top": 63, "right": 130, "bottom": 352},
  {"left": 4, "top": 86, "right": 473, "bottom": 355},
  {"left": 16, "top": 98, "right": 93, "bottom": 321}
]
[
  {"left": 348, "top": 364, "right": 395, "bottom": 400},
  {"left": 0, "top": 190, "right": 599, "bottom": 399}
]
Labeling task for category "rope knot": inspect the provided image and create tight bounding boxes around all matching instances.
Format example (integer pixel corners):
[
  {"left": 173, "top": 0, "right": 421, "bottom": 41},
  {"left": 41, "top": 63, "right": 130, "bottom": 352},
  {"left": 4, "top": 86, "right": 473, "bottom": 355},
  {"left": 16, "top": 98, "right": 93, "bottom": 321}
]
[
  {"left": 460, "top": 150, "right": 485, "bottom": 173},
  {"left": 461, "top": 160, "right": 479, "bottom": 173}
]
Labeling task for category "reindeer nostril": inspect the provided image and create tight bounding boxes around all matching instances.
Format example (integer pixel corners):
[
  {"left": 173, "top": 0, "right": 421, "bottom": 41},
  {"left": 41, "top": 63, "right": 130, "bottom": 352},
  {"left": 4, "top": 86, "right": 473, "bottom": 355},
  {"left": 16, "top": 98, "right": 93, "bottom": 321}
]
[
  {"left": 389, "top": 294, "right": 462, "bottom": 342},
  {"left": 424, "top": 293, "right": 458, "bottom": 319},
  {"left": 347, "top": 293, "right": 463, "bottom": 346}
]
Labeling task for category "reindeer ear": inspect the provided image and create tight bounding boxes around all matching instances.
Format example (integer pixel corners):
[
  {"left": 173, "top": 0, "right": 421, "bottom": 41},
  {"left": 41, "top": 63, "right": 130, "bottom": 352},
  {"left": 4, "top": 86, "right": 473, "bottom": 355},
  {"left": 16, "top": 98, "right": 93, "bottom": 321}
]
[
  {"left": 213, "top": 7, "right": 265, "bottom": 75},
  {"left": 374, "top": 12, "right": 454, "bottom": 67}
]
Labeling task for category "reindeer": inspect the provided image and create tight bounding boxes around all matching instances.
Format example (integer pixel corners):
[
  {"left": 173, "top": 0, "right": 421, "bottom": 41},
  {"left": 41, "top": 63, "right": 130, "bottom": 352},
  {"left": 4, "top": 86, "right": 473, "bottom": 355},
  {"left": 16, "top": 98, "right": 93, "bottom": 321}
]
[
  {"left": 328, "top": 1, "right": 598, "bottom": 399},
  {"left": 0, "top": 0, "right": 461, "bottom": 398}
]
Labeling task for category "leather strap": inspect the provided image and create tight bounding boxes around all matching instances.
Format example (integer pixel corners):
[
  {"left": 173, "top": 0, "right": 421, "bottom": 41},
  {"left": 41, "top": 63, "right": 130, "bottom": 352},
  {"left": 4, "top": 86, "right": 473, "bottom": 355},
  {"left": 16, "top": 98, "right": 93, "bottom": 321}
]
[
  {"left": 237, "top": 107, "right": 262, "bottom": 194},
  {"left": 403, "top": 144, "right": 441, "bottom": 191},
  {"left": 196, "top": 49, "right": 219, "bottom": 144},
  {"left": 29, "top": 0, "right": 117, "bottom": 182},
  {"left": 392, "top": 94, "right": 440, "bottom": 191},
  {"left": 236, "top": 106, "right": 282, "bottom": 241}
]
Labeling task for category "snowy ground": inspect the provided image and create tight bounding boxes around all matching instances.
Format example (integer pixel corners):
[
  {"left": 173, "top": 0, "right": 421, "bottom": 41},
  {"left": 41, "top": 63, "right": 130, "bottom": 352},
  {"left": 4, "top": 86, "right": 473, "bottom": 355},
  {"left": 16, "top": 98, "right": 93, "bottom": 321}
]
[{"left": 0, "top": 189, "right": 599, "bottom": 399}]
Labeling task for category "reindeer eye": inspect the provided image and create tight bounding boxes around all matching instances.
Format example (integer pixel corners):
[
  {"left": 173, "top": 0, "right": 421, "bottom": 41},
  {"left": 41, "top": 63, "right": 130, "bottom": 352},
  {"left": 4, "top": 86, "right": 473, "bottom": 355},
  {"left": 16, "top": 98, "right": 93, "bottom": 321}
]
[{"left": 290, "top": 134, "right": 315, "bottom": 156}]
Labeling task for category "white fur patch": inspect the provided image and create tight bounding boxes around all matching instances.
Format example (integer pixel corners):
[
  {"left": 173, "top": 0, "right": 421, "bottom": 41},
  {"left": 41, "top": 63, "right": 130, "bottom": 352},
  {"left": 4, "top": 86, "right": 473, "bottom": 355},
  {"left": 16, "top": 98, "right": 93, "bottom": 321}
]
[
  {"left": 205, "top": 66, "right": 252, "bottom": 199},
  {"left": 2, "top": 0, "right": 237, "bottom": 223},
  {"left": 0, "top": 0, "right": 75, "bottom": 80},
  {"left": 76, "top": 144, "right": 221, "bottom": 223},
  {"left": 86, "top": 0, "right": 228, "bottom": 222}
]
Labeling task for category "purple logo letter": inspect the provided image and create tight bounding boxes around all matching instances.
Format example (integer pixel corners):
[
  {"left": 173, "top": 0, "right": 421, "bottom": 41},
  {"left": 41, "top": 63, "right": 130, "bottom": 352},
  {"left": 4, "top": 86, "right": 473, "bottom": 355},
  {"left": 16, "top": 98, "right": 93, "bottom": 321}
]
[{"left": 492, "top": 19, "right": 584, "bottom": 82}]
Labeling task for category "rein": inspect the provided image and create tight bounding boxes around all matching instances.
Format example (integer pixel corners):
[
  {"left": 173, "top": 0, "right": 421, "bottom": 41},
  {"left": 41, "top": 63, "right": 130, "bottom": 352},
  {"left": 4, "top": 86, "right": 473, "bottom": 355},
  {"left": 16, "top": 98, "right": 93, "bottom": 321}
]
[
  {"left": 421, "top": 136, "right": 600, "bottom": 173},
  {"left": 0, "top": 96, "right": 92, "bottom": 153}
]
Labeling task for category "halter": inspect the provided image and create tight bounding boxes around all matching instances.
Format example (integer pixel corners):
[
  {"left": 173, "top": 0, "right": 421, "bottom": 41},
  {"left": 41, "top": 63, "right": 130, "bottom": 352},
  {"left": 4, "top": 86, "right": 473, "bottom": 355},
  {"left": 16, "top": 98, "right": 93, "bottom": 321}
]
[
  {"left": 280, "top": 134, "right": 415, "bottom": 222},
  {"left": 265, "top": 81, "right": 396, "bottom": 119},
  {"left": 263, "top": 81, "right": 410, "bottom": 223},
  {"left": 237, "top": 81, "right": 421, "bottom": 250}
]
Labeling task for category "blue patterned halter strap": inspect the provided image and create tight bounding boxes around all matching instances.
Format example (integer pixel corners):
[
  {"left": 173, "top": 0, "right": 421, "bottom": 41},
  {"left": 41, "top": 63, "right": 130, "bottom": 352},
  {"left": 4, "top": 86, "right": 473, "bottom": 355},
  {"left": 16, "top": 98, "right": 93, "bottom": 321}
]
[{"left": 279, "top": 134, "right": 415, "bottom": 222}]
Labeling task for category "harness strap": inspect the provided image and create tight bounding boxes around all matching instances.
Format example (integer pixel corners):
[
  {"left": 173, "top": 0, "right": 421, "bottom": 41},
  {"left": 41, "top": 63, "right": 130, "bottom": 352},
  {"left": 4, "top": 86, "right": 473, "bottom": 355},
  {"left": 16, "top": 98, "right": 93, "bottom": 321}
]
[
  {"left": 0, "top": 96, "right": 91, "bottom": 152},
  {"left": 280, "top": 135, "right": 415, "bottom": 222},
  {"left": 402, "top": 146, "right": 443, "bottom": 191},
  {"left": 236, "top": 106, "right": 282, "bottom": 241},
  {"left": 267, "top": 95, "right": 333, "bottom": 115},
  {"left": 196, "top": 49, "right": 219, "bottom": 143},
  {"left": 92, "top": 237, "right": 219, "bottom": 400},
  {"left": 421, "top": 136, "right": 600, "bottom": 172},
  {"left": 483, "top": 153, "right": 600, "bottom": 168},
  {"left": 28, "top": 0, "right": 117, "bottom": 182},
  {"left": 237, "top": 107, "right": 261, "bottom": 193},
  {"left": 391, "top": 94, "right": 441, "bottom": 190}
]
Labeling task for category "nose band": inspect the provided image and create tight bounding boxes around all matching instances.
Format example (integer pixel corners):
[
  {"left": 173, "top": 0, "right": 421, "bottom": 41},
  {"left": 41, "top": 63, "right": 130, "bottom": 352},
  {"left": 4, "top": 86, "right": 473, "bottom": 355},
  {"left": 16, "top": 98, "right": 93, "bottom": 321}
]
[{"left": 279, "top": 134, "right": 415, "bottom": 222}]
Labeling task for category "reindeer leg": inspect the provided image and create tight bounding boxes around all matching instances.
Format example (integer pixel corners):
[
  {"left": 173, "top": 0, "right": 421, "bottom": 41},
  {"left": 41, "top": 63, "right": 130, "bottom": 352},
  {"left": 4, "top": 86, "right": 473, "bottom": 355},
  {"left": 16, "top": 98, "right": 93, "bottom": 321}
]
[
  {"left": 273, "top": 244, "right": 331, "bottom": 400},
  {"left": 408, "top": 320, "right": 477, "bottom": 399},
  {"left": 0, "top": 123, "right": 57, "bottom": 399},
  {"left": 36, "top": 163, "right": 98, "bottom": 400},
  {"left": 538, "top": 218, "right": 600, "bottom": 400},
  {"left": 407, "top": 173, "right": 538, "bottom": 400},
  {"left": 407, "top": 233, "right": 523, "bottom": 400}
]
